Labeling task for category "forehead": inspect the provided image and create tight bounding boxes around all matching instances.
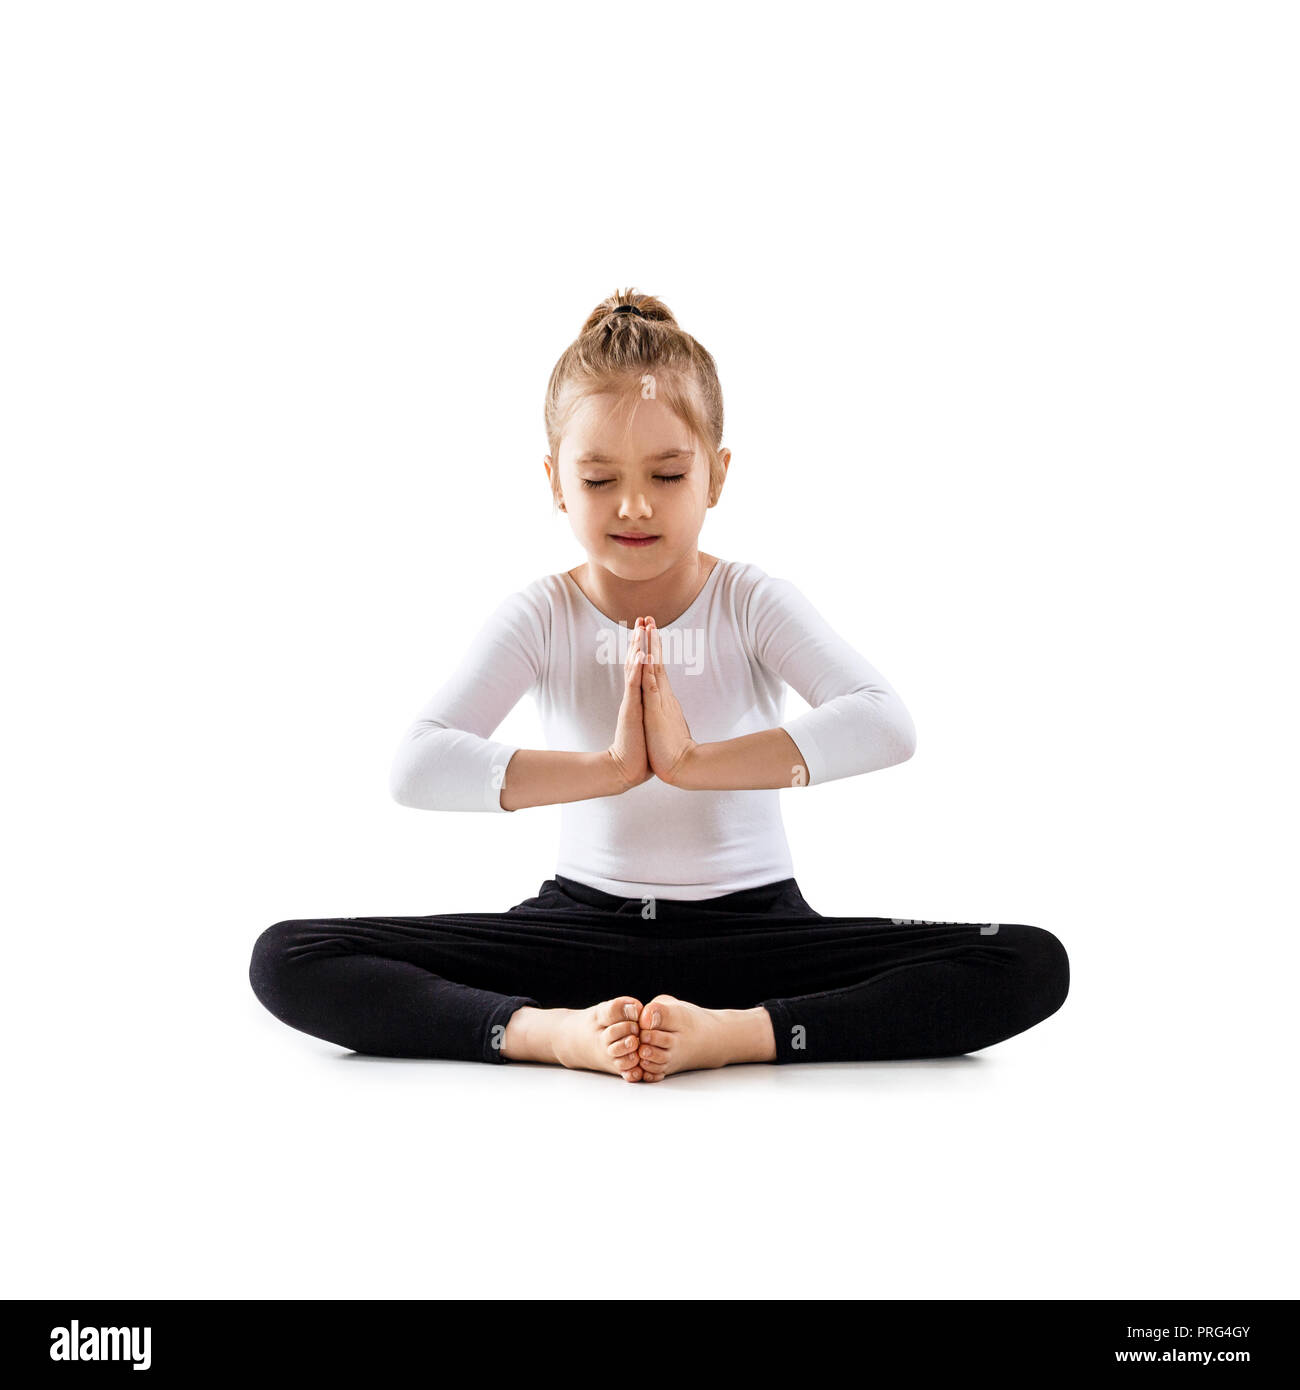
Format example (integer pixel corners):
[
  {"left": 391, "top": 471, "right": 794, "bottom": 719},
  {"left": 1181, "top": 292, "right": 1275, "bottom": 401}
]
[{"left": 560, "top": 390, "right": 693, "bottom": 462}]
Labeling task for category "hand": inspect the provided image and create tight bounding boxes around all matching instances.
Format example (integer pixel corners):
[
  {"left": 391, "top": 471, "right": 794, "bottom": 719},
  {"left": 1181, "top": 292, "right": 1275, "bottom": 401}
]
[
  {"left": 639, "top": 617, "right": 698, "bottom": 786},
  {"left": 606, "top": 618, "right": 654, "bottom": 792}
]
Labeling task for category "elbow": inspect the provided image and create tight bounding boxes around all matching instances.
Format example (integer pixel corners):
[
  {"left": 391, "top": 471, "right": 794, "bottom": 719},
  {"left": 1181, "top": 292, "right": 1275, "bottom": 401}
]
[
  {"left": 850, "top": 690, "right": 917, "bottom": 773},
  {"left": 389, "top": 730, "right": 443, "bottom": 809},
  {"left": 389, "top": 756, "right": 424, "bottom": 808},
  {"left": 874, "top": 702, "right": 917, "bottom": 770},
  {"left": 389, "top": 723, "right": 491, "bottom": 811},
  {"left": 893, "top": 731, "right": 917, "bottom": 768},
  {"left": 893, "top": 708, "right": 917, "bottom": 765}
]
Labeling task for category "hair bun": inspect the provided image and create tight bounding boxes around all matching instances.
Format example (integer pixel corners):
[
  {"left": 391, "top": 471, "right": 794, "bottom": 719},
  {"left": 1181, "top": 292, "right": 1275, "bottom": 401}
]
[{"left": 579, "top": 288, "right": 678, "bottom": 335}]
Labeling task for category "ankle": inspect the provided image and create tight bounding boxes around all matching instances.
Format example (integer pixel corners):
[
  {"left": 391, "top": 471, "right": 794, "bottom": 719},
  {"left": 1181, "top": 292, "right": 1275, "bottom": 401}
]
[
  {"left": 503, "top": 1006, "right": 564, "bottom": 1063},
  {"left": 728, "top": 1006, "right": 777, "bottom": 1064}
]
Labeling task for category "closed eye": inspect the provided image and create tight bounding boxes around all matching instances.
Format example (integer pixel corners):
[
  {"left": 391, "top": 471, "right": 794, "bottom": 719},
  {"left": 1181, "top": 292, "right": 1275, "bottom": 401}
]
[{"left": 582, "top": 475, "right": 687, "bottom": 489}]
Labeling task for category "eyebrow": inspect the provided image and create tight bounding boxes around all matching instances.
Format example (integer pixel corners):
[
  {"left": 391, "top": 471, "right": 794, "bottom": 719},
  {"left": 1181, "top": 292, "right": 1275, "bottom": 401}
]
[{"left": 574, "top": 449, "right": 694, "bottom": 465}]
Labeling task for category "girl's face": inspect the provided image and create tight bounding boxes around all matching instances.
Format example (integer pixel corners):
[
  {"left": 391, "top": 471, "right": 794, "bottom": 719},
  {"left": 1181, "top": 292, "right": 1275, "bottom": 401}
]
[{"left": 547, "top": 390, "right": 728, "bottom": 578}]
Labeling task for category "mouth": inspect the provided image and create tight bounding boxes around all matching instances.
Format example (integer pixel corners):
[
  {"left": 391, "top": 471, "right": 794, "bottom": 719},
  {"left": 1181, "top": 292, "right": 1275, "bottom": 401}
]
[{"left": 610, "top": 533, "right": 660, "bottom": 546}]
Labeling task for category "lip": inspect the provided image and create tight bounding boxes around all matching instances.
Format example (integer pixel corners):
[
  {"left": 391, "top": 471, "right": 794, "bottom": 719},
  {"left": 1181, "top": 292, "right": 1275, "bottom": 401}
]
[{"left": 610, "top": 533, "right": 660, "bottom": 546}]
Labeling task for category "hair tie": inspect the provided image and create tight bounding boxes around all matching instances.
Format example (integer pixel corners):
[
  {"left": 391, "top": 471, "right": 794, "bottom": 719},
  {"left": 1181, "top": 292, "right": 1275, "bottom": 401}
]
[{"left": 612, "top": 304, "right": 646, "bottom": 318}]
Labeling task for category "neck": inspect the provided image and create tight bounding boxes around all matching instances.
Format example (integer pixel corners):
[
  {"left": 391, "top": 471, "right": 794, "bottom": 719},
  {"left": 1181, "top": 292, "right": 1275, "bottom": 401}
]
[{"left": 571, "top": 550, "right": 718, "bottom": 628}]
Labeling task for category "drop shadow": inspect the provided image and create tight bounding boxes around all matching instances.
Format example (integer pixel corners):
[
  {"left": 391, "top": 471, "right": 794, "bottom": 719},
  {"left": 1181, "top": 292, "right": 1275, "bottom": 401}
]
[{"left": 334, "top": 1052, "right": 985, "bottom": 1090}]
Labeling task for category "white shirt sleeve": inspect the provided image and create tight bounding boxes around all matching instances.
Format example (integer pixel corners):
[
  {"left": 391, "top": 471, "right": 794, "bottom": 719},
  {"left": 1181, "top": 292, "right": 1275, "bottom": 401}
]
[
  {"left": 745, "top": 574, "right": 917, "bottom": 786},
  {"left": 389, "top": 590, "right": 543, "bottom": 813}
]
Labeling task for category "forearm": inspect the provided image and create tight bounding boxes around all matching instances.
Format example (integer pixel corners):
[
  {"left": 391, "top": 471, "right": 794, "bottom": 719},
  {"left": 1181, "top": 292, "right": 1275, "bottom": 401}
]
[
  {"left": 498, "top": 747, "right": 628, "bottom": 811},
  {"left": 674, "top": 728, "right": 811, "bottom": 792}
]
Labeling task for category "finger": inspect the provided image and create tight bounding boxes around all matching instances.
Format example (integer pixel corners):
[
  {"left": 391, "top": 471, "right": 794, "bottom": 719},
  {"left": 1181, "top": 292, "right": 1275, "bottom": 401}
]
[
  {"left": 638, "top": 635, "right": 656, "bottom": 696},
  {"left": 626, "top": 634, "right": 644, "bottom": 690}
]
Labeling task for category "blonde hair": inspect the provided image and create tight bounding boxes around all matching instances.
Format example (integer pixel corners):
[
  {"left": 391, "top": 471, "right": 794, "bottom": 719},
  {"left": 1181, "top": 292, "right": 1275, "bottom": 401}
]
[{"left": 544, "top": 287, "right": 726, "bottom": 513}]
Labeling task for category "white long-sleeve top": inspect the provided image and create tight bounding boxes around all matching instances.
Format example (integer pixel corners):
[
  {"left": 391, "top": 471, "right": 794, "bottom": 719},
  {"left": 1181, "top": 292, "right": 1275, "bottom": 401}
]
[{"left": 389, "top": 558, "right": 916, "bottom": 900}]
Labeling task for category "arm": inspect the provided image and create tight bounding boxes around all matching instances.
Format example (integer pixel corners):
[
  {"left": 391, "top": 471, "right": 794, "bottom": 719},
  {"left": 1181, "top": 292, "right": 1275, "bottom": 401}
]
[
  {"left": 676, "top": 574, "right": 916, "bottom": 792},
  {"left": 674, "top": 726, "right": 813, "bottom": 791},
  {"left": 495, "top": 748, "right": 627, "bottom": 811},
  {"left": 389, "top": 590, "right": 627, "bottom": 813}
]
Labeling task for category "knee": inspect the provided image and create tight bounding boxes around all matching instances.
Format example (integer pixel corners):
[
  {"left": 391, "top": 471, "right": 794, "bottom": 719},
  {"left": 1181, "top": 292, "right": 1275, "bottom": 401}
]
[
  {"left": 249, "top": 919, "right": 309, "bottom": 1011},
  {"left": 997, "top": 923, "right": 1070, "bottom": 1020}
]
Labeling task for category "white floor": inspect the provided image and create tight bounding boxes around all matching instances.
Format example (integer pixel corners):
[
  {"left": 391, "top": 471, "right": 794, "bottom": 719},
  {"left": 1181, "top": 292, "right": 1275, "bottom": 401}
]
[{"left": 9, "top": 939, "right": 1289, "bottom": 1301}]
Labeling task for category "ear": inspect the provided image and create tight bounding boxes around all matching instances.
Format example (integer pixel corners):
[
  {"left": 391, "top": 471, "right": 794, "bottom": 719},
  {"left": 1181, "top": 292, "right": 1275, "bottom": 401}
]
[
  {"left": 544, "top": 457, "right": 567, "bottom": 510},
  {"left": 707, "top": 448, "right": 731, "bottom": 507}
]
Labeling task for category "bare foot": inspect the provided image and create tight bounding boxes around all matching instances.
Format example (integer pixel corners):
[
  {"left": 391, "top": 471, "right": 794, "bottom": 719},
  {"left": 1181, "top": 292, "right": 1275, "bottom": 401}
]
[
  {"left": 635, "top": 994, "right": 777, "bottom": 1080},
  {"left": 503, "top": 998, "right": 647, "bottom": 1082}
]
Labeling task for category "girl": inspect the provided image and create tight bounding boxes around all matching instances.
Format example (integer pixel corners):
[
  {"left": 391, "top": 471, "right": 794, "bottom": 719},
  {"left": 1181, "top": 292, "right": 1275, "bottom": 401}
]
[{"left": 249, "top": 289, "right": 1069, "bottom": 1082}]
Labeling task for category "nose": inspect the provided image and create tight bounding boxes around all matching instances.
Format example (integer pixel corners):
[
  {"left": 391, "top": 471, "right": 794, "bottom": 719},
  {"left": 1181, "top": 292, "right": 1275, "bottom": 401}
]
[{"left": 617, "top": 493, "right": 653, "bottom": 520}]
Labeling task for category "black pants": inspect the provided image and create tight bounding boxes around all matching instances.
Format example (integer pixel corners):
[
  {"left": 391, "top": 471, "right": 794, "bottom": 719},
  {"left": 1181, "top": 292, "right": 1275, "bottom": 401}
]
[{"left": 249, "top": 875, "right": 1069, "bottom": 1065}]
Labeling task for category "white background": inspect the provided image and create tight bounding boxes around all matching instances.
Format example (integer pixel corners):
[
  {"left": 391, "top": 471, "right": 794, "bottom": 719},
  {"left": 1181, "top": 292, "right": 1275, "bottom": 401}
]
[{"left": 3, "top": 1, "right": 1296, "bottom": 1300}]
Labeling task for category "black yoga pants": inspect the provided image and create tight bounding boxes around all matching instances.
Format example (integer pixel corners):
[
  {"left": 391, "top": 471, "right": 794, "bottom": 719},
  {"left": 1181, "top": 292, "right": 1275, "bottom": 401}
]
[{"left": 249, "top": 874, "right": 1069, "bottom": 1065}]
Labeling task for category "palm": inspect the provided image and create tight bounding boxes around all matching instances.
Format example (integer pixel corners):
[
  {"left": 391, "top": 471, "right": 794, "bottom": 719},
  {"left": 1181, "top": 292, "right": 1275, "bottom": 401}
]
[
  {"left": 609, "top": 619, "right": 653, "bottom": 789},
  {"left": 639, "top": 618, "right": 696, "bottom": 785}
]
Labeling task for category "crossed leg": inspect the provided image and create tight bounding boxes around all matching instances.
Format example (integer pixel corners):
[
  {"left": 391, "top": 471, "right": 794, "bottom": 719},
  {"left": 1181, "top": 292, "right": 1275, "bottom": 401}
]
[{"left": 250, "top": 901, "right": 1068, "bottom": 1079}]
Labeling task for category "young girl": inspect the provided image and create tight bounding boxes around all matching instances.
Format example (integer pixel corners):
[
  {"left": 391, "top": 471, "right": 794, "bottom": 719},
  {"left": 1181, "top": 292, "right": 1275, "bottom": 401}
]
[{"left": 249, "top": 289, "right": 1069, "bottom": 1082}]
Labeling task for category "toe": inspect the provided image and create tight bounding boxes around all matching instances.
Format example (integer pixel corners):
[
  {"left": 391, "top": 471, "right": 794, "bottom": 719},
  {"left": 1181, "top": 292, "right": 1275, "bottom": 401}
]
[
  {"left": 605, "top": 1019, "right": 639, "bottom": 1044},
  {"left": 638, "top": 1043, "right": 668, "bottom": 1063},
  {"left": 639, "top": 996, "right": 674, "bottom": 1031},
  {"left": 596, "top": 996, "right": 643, "bottom": 1028},
  {"left": 608, "top": 1033, "right": 640, "bottom": 1059}
]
